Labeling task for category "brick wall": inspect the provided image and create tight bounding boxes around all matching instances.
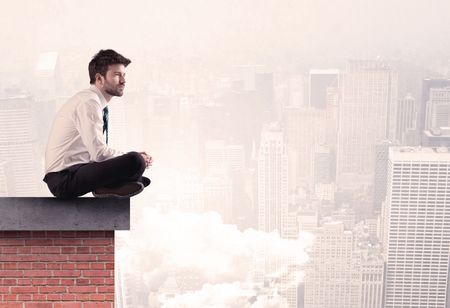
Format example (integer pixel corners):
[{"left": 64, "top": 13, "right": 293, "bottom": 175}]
[{"left": 0, "top": 231, "right": 114, "bottom": 308}]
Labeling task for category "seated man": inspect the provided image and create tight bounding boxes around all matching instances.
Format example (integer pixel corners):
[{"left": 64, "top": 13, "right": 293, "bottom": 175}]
[{"left": 43, "top": 49, "right": 152, "bottom": 198}]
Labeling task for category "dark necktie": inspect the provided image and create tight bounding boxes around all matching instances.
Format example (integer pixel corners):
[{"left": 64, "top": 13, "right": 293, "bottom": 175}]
[{"left": 102, "top": 106, "right": 109, "bottom": 144}]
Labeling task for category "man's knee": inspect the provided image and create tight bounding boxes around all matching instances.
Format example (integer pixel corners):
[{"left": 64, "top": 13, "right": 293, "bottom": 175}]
[{"left": 125, "top": 151, "right": 146, "bottom": 174}]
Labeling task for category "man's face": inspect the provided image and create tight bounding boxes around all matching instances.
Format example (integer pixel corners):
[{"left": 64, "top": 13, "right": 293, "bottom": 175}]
[{"left": 102, "top": 64, "right": 126, "bottom": 97}]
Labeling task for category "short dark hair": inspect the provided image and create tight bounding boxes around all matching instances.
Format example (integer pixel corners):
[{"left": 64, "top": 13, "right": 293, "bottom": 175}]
[{"left": 88, "top": 49, "right": 131, "bottom": 84}]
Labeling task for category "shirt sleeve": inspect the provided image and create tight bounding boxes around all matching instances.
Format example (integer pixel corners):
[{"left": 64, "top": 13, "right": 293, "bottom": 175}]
[{"left": 74, "top": 99, "right": 124, "bottom": 161}]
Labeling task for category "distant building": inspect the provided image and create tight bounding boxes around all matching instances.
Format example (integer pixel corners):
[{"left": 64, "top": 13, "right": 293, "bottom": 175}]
[
  {"left": 336, "top": 60, "right": 398, "bottom": 190},
  {"left": 383, "top": 147, "right": 450, "bottom": 308},
  {"left": 309, "top": 69, "right": 339, "bottom": 109},
  {"left": 425, "top": 87, "right": 450, "bottom": 130},
  {"left": 422, "top": 127, "right": 450, "bottom": 146},
  {"left": 419, "top": 78, "right": 450, "bottom": 133},
  {"left": 396, "top": 94, "right": 417, "bottom": 144}
]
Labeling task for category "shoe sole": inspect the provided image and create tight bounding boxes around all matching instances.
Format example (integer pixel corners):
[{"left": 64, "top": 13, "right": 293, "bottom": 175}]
[{"left": 92, "top": 183, "right": 144, "bottom": 199}]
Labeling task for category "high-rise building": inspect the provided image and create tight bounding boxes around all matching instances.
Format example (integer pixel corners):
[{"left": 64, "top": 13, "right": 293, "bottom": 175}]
[
  {"left": 257, "top": 124, "right": 288, "bottom": 237},
  {"left": 373, "top": 140, "right": 391, "bottom": 211},
  {"left": 304, "top": 221, "right": 361, "bottom": 308},
  {"left": 0, "top": 95, "right": 39, "bottom": 196},
  {"left": 425, "top": 87, "right": 450, "bottom": 130},
  {"left": 360, "top": 256, "right": 384, "bottom": 308},
  {"left": 0, "top": 160, "right": 14, "bottom": 196},
  {"left": 309, "top": 69, "right": 339, "bottom": 109},
  {"left": 396, "top": 94, "right": 417, "bottom": 144},
  {"left": 336, "top": 60, "right": 398, "bottom": 189},
  {"left": 419, "top": 78, "right": 450, "bottom": 133},
  {"left": 422, "top": 127, "right": 450, "bottom": 147},
  {"left": 383, "top": 147, "right": 450, "bottom": 308}
]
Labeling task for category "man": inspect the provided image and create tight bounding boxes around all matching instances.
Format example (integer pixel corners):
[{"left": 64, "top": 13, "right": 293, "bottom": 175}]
[{"left": 43, "top": 49, "right": 152, "bottom": 198}]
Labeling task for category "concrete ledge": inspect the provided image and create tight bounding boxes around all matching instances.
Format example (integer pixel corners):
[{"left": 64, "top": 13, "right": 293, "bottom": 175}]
[{"left": 0, "top": 197, "right": 130, "bottom": 231}]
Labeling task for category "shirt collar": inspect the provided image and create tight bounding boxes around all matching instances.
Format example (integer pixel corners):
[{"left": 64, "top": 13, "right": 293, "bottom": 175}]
[{"left": 89, "top": 85, "right": 108, "bottom": 109}]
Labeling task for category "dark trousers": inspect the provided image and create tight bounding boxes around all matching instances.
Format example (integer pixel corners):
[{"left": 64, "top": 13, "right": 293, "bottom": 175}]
[{"left": 44, "top": 151, "right": 146, "bottom": 198}]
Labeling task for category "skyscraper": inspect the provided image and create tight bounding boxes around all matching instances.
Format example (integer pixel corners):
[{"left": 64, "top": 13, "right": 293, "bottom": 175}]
[
  {"left": 425, "top": 87, "right": 450, "bottom": 130},
  {"left": 257, "top": 124, "right": 288, "bottom": 237},
  {"left": 419, "top": 78, "right": 450, "bottom": 133},
  {"left": 336, "top": 60, "right": 398, "bottom": 189},
  {"left": 383, "top": 147, "right": 450, "bottom": 308},
  {"left": 309, "top": 69, "right": 339, "bottom": 109},
  {"left": 396, "top": 94, "right": 417, "bottom": 145}
]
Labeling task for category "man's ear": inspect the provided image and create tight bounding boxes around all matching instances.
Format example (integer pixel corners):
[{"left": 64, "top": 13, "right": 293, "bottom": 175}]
[{"left": 95, "top": 73, "right": 104, "bottom": 85}]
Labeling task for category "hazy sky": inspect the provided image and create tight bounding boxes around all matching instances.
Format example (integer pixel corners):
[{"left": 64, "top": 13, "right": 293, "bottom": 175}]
[{"left": 1, "top": 0, "right": 450, "bottom": 71}]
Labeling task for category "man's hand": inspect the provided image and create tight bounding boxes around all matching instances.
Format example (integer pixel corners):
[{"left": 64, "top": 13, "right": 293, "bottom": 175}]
[{"left": 140, "top": 152, "right": 153, "bottom": 168}]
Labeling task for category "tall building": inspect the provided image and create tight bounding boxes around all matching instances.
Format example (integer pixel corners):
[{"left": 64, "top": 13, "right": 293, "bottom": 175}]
[
  {"left": 396, "top": 94, "right": 417, "bottom": 145},
  {"left": 422, "top": 127, "right": 450, "bottom": 147},
  {"left": 0, "top": 95, "right": 39, "bottom": 196},
  {"left": 336, "top": 60, "right": 398, "bottom": 189},
  {"left": 309, "top": 69, "right": 339, "bottom": 109},
  {"left": 304, "top": 221, "right": 361, "bottom": 308},
  {"left": 419, "top": 78, "right": 450, "bottom": 133},
  {"left": 360, "top": 255, "right": 384, "bottom": 308},
  {"left": 425, "top": 87, "right": 450, "bottom": 130},
  {"left": 372, "top": 140, "right": 391, "bottom": 211},
  {"left": 383, "top": 147, "right": 450, "bottom": 308},
  {"left": 257, "top": 124, "right": 288, "bottom": 236}
]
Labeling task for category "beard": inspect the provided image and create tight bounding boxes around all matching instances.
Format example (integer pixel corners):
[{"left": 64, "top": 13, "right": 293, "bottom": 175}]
[{"left": 104, "top": 82, "right": 124, "bottom": 97}]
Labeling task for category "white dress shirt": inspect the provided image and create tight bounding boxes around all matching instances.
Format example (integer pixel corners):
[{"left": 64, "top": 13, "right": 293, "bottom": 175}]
[{"left": 45, "top": 85, "right": 123, "bottom": 174}]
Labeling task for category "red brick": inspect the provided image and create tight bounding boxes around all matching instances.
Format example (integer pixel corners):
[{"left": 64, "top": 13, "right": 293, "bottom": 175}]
[
  {"left": 61, "top": 232, "right": 77, "bottom": 238},
  {"left": 25, "top": 239, "right": 53, "bottom": 246},
  {"left": 38, "top": 255, "right": 68, "bottom": 262},
  {"left": 89, "top": 231, "right": 106, "bottom": 237},
  {"left": 32, "top": 294, "right": 47, "bottom": 301},
  {"left": 23, "top": 270, "right": 52, "bottom": 277},
  {"left": 46, "top": 231, "right": 61, "bottom": 237},
  {"left": 76, "top": 263, "right": 90, "bottom": 270},
  {"left": 54, "top": 239, "right": 82, "bottom": 246},
  {"left": 76, "top": 247, "right": 91, "bottom": 254},
  {"left": 61, "top": 293, "right": 77, "bottom": 301},
  {"left": 1, "top": 279, "right": 17, "bottom": 286},
  {"left": 97, "top": 255, "right": 114, "bottom": 262},
  {"left": 31, "top": 246, "right": 61, "bottom": 254},
  {"left": 46, "top": 293, "right": 62, "bottom": 301},
  {"left": 30, "top": 231, "right": 46, "bottom": 238},
  {"left": 0, "top": 270, "right": 23, "bottom": 277},
  {"left": 89, "top": 294, "right": 105, "bottom": 301},
  {"left": 69, "top": 255, "right": 97, "bottom": 262},
  {"left": 0, "top": 287, "right": 10, "bottom": 293},
  {"left": 2, "top": 294, "right": 17, "bottom": 300},
  {"left": 47, "top": 263, "right": 62, "bottom": 270},
  {"left": 4, "top": 263, "right": 18, "bottom": 270},
  {"left": 62, "top": 263, "right": 76, "bottom": 270},
  {"left": 82, "top": 270, "right": 111, "bottom": 277},
  {"left": 83, "top": 303, "right": 113, "bottom": 308},
  {"left": 89, "top": 263, "right": 105, "bottom": 270},
  {"left": 0, "top": 239, "right": 24, "bottom": 246},
  {"left": 104, "top": 278, "right": 114, "bottom": 285},
  {"left": 61, "top": 247, "right": 76, "bottom": 254},
  {"left": 24, "top": 303, "right": 53, "bottom": 308},
  {"left": 54, "top": 303, "right": 82, "bottom": 308},
  {"left": 60, "top": 279, "right": 75, "bottom": 286},
  {"left": 45, "top": 278, "right": 61, "bottom": 285},
  {"left": 11, "top": 286, "right": 39, "bottom": 293},
  {"left": 18, "top": 294, "right": 33, "bottom": 301},
  {"left": 105, "top": 247, "right": 114, "bottom": 254},
  {"left": 2, "top": 247, "right": 18, "bottom": 254},
  {"left": 68, "top": 286, "right": 97, "bottom": 293},
  {"left": 53, "top": 270, "right": 81, "bottom": 277},
  {"left": 17, "top": 247, "right": 32, "bottom": 254},
  {"left": 18, "top": 263, "right": 32, "bottom": 270},
  {"left": 31, "top": 278, "right": 48, "bottom": 286},
  {"left": 90, "top": 247, "right": 105, "bottom": 254},
  {"left": 105, "top": 263, "right": 114, "bottom": 270},
  {"left": 82, "top": 239, "right": 112, "bottom": 246},
  {"left": 75, "top": 293, "right": 90, "bottom": 301},
  {"left": 105, "top": 293, "right": 115, "bottom": 301},
  {"left": 39, "top": 286, "right": 67, "bottom": 293},
  {"left": 98, "top": 286, "right": 114, "bottom": 293},
  {"left": 0, "top": 303, "right": 21, "bottom": 308},
  {"left": 89, "top": 278, "right": 105, "bottom": 285},
  {"left": 76, "top": 278, "right": 90, "bottom": 285},
  {"left": 32, "top": 263, "right": 47, "bottom": 270},
  {"left": 18, "top": 278, "right": 32, "bottom": 285}
]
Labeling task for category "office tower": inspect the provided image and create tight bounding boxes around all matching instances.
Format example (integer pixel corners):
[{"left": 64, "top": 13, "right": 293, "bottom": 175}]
[
  {"left": 422, "top": 127, "right": 450, "bottom": 146},
  {"left": 419, "top": 78, "right": 450, "bottom": 132},
  {"left": 373, "top": 140, "right": 391, "bottom": 211},
  {"left": 396, "top": 94, "right": 417, "bottom": 144},
  {"left": 309, "top": 69, "right": 339, "bottom": 109},
  {"left": 205, "top": 141, "right": 245, "bottom": 175},
  {"left": 284, "top": 106, "right": 327, "bottom": 190},
  {"left": 360, "top": 256, "right": 384, "bottom": 308},
  {"left": 425, "top": 87, "right": 450, "bottom": 129},
  {"left": 313, "top": 144, "right": 334, "bottom": 185},
  {"left": 304, "top": 221, "right": 361, "bottom": 308},
  {"left": 0, "top": 96, "right": 39, "bottom": 196},
  {"left": 383, "top": 147, "right": 450, "bottom": 308},
  {"left": 257, "top": 124, "right": 288, "bottom": 237},
  {"left": 297, "top": 208, "right": 318, "bottom": 233},
  {"left": 336, "top": 60, "right": 398, "bottom": 189},
  {"left": 325, "top": 86, "right": 340, "bottom": 149},
  {"left": 0, "top": 160, "right": 14, "bottom": 196},
  {"left": 287, "top": 75, "right": 306, "bottom": 107}
]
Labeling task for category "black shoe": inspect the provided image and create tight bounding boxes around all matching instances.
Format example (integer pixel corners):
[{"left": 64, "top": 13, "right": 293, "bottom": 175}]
[
  {"left": 140, "top": 176, "right": 151, "bottom": 187},
  {"left": 92, "top": 182, "right": 144, "bottom": 199}
]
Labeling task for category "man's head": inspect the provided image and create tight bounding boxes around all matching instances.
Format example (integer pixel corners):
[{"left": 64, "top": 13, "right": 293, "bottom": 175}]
[{"left": 88, "top": 49, "right": 131, "bottom": 98}]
